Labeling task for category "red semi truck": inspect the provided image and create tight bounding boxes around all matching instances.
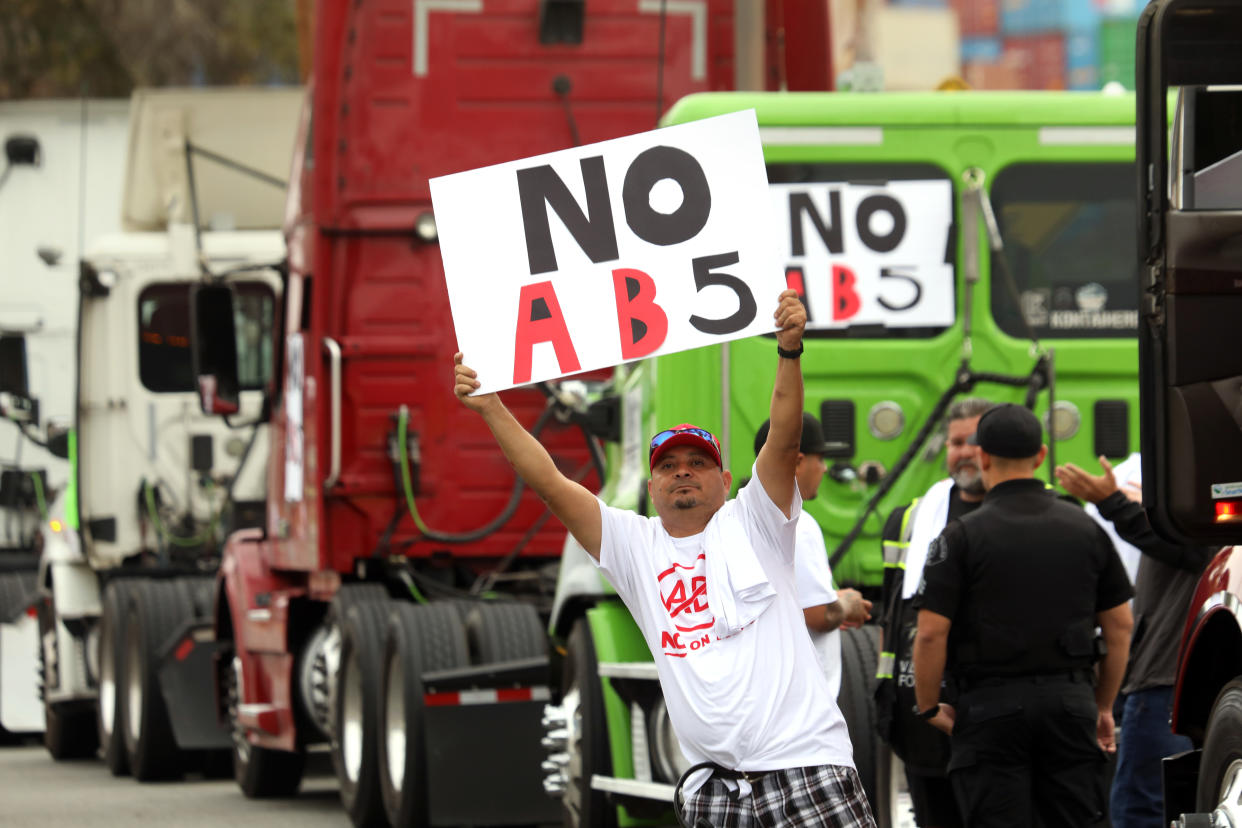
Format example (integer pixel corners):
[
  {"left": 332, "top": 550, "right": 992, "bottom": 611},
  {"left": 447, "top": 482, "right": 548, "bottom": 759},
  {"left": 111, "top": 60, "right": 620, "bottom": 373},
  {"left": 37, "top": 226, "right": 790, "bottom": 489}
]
[
  {"left": 1133, "top": 0, "right": 1242, "bottom": 824},
  {"left": 189, "top": 2, "right": 836, "bottom": 826}
]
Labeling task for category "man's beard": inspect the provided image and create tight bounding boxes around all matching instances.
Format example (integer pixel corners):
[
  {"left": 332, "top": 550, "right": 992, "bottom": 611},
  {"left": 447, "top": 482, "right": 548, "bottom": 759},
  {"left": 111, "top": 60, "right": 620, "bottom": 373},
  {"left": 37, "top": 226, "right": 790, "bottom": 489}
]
[
  {"left": 951, "top": 464, "right": 985, "bottom": 495},
  {"left": 673, "top": 495, "right": 699, "bottom": 510}
]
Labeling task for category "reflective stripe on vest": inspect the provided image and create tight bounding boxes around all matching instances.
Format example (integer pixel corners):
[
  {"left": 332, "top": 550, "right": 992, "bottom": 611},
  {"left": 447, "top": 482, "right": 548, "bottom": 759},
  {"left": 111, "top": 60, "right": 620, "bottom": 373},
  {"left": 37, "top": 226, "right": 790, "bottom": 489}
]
[
  {"left": 876, "top": 650, "right": 896, "bottom": 680},
  {"left": 882, "top": 496, "right": 923, "bottom": 568}
]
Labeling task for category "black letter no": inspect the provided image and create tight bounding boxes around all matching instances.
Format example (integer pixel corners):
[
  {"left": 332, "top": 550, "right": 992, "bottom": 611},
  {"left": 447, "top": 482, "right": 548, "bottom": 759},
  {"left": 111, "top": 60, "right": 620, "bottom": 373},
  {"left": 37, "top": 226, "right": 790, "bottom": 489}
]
[
  {"left": 622, "top": 146, "right": 711, "bottom": 246},
  {"left": 517, "top": 157, "right": 619, "bottom": 276}
]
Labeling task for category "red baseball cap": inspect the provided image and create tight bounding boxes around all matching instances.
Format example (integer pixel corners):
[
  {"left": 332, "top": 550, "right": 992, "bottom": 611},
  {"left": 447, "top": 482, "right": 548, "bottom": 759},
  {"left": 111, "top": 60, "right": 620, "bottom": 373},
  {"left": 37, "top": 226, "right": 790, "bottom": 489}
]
[{"left": 649, "top": 423, "right": 723, "bottom": 471}]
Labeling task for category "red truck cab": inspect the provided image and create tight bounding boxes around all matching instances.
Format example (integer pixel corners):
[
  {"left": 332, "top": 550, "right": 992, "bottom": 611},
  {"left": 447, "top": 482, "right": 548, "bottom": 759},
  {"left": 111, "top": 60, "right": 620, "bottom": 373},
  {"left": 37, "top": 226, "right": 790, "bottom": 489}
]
[{"left": 192, "top": 1, "right": 757, "bottom": 824}]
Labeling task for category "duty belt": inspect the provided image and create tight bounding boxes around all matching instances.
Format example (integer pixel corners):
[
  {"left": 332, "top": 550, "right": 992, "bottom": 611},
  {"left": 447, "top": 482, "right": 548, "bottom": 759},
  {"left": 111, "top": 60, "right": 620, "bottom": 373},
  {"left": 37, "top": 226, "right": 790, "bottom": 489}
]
[{"left": 958, "top": 667, "right": 1095, "bottom": 692}]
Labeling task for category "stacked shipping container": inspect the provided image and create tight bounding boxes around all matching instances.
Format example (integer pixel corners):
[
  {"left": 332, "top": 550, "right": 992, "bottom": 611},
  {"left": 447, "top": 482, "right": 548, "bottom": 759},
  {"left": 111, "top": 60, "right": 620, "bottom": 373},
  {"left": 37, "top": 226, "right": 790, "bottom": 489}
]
[{"left": 886, "top": 0, "right": 1143, "bottom": 90}]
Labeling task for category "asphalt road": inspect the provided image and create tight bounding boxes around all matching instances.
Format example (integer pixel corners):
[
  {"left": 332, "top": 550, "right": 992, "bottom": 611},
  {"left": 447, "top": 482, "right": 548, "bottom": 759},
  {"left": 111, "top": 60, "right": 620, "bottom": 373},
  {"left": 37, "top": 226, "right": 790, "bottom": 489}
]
[{"left": 0, "top": 744, "right": 349, "bottom": 827}]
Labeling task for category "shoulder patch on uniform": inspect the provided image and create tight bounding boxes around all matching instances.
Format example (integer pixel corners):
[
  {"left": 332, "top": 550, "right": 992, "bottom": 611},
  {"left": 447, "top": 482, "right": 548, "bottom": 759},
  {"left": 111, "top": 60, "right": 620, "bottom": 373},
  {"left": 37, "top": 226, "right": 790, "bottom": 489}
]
[{"left": 925, "top": 535, "right": 948, "bottom": 567}]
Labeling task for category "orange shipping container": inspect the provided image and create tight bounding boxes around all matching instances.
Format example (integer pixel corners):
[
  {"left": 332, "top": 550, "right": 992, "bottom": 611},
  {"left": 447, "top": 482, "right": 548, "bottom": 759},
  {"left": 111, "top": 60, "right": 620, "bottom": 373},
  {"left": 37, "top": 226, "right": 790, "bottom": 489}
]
[{"left": 950, "top": 0, "right": 1000, "bottom": 36}]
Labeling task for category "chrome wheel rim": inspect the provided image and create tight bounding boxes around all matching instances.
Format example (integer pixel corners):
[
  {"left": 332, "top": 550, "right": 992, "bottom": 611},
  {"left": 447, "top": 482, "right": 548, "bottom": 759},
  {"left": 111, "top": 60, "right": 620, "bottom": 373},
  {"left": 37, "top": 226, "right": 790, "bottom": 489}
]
[
  {"left": 1213, "top": 758, "right": 1242, "bottom": 825},
  {"left": 341, "top": 649, "right": 364, "bottom": 783},
  {"left": 384, "top": 654, "right": 406, "bottom": 791},
  {"left": 125, "top": 616, "right": 143, "bottom": 744},
  {"left": 562, "top": 685, "right": 585, "bottom": 822},
  {"left": 228, "top": 657, "right": 250, "bottom": 764},
  {"left": 99, "top": 615, "right": 115, "bottom": 737}
]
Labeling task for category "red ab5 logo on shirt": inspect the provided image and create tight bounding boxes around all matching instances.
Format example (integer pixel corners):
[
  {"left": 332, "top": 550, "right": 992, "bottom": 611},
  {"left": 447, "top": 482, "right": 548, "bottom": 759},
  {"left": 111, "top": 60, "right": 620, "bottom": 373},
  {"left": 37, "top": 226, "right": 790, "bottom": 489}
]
[{"left": 657, "top": 555, "right": 714, "bottom": 658}]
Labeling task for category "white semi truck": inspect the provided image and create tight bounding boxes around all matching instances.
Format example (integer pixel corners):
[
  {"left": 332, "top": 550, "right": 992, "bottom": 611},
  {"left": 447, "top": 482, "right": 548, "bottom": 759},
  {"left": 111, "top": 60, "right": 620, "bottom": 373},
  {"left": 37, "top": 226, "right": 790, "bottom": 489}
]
[
  {"left": 10, "top": 88, "right": 302, "bottom": 779},
  {"left": 0, "top": 97, "right": 129, "bottom": 740}
]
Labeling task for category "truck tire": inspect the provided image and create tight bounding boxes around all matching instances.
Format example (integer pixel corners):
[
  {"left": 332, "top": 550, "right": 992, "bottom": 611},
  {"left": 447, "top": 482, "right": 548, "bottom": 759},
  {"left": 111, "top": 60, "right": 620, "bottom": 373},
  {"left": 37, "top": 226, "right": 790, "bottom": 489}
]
[
  {"left": 379, "top": 603, "right": 469, "bottom": 827},
  {"left": 225, "top": 651, "right": 305, "bottom": 797},
  {"left": 36, "top": 579, "right": 99, "bottom": 759},
  {"left": 463, "top": 601, "right": 547, "bottom": 663},
  {"left": 39, "top": 646, "right": 98, "bottom": 758},
  {"left": 1195, "top": 678, "right": 1242, "bottom": 813},
  {"left": 122, "top": 579, "right": 187, "bottom": 780},
  {"left": 839, "top": 625, "right": 881, "bottom": 813},
  {"left": 332, "top": 598, "right": 391, "bottom": 827},
  {"left": 562, "top": 618, "right": 616, "bottom": 828},
  {"left": 98, "top": 579, "right": 139, "bottom": 775}
]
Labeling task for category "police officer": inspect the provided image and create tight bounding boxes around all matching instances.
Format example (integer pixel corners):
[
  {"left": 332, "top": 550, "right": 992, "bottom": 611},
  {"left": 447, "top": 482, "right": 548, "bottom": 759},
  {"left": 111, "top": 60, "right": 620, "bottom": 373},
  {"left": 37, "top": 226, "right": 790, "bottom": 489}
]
[{"left": 911, "top": 404, "right": 1134, "bottom": 828}]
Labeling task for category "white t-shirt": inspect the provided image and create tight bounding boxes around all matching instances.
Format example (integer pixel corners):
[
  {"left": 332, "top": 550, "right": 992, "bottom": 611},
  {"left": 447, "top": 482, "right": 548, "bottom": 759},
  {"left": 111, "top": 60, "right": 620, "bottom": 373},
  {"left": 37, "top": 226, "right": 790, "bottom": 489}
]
[
  {"left": 593, "top": 463, "right": 855, "bottom": 790},
  {"left": 793, "top": 512, "right": 842, "bottom": 697}
]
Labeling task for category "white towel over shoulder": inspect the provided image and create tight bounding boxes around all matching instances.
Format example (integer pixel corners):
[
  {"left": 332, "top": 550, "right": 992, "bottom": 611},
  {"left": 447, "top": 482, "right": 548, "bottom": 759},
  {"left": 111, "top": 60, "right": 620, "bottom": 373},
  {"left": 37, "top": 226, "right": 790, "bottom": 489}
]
[
  {"left": 903, "top": 477, "right": 955, "bottom": 599},
  {"left": 703, "top": 509, "right": 777, "bottom": 638}
]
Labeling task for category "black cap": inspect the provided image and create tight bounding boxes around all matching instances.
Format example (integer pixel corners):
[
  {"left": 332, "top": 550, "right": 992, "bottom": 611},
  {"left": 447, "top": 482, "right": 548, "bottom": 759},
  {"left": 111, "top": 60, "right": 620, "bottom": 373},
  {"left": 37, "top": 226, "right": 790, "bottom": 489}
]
[
  {"left": 753, "top": 413, "right": 829, "bottom": 457},
  {"left": 968, "top": 403, "right": 1044, "bottom": 458}
]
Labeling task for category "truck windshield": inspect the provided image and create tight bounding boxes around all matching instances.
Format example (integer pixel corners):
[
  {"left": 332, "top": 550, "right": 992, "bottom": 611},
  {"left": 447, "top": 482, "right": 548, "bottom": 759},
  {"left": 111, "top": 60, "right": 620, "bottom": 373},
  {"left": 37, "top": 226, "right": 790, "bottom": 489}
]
[
  {"left": 990, "top": 162, "right": 1138, "bottom": 340},
  {"left": 138, "top": 281, "right": 276, "bottom": 393}
]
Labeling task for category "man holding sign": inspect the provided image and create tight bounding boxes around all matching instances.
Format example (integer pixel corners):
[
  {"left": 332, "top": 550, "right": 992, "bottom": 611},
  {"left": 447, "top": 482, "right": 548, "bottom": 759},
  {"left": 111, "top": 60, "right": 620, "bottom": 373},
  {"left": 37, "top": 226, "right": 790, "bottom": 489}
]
[{"left": 453, "top": 290, "right": 875, "bottom": 828}]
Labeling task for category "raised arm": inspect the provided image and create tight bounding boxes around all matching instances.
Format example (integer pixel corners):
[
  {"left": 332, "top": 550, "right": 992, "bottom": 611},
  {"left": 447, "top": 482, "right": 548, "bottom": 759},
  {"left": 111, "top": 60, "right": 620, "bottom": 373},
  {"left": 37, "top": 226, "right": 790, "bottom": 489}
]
[
  {"left": 454, "top": 353, "right": 602, "bottom": 558},
  {"left": 754, "top": 289, "right": 807, "bottom": 517}
]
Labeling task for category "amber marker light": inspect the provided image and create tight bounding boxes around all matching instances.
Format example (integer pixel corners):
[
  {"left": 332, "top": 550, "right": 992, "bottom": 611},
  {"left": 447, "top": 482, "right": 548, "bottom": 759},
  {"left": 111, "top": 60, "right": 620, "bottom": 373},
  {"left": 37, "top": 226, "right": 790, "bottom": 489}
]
[{"left": 48, "top": 519, "right": 63, "bottom": 533}]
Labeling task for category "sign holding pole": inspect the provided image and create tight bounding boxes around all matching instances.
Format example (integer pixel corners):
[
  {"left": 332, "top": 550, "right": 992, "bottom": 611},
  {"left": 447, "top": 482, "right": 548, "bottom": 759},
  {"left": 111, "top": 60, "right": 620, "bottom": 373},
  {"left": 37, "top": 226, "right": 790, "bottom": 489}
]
[{"left": 431, "top": 110, "right": 785, "bottom": 395}]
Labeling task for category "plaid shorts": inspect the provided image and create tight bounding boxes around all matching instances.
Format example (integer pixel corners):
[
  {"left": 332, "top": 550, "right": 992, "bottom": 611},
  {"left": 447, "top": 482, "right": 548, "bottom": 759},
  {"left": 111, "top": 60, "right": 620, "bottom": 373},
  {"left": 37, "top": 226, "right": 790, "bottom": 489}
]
[{"left": 679, "top": 764, "right": 876, "bottom": 827}]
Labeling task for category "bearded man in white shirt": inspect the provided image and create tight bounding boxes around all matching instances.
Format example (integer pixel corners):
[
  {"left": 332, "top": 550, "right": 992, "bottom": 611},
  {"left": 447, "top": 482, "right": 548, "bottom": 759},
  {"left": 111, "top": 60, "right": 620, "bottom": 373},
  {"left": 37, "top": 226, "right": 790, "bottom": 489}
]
[{"left": 453, "top": 290, "right": 875, "bottom": 828}]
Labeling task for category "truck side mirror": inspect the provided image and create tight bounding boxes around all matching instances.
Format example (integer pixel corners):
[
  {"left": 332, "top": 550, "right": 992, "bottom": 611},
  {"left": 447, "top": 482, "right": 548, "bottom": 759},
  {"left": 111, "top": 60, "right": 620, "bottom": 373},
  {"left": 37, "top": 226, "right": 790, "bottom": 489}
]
[
  {"left": 0, "top": 334, "right": 30, "bottom": 397},
  {"left": 191, "top": 283, "right": 242, "bottom": 417},
  {"left": 0, "top": 334, "right": 39, "bottom": 425}
]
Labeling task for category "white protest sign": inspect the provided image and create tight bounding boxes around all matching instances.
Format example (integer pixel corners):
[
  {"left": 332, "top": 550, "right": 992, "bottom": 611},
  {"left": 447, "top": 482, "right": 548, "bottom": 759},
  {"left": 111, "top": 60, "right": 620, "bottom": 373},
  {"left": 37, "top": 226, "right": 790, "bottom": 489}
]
[
  {"left": 771, "top": 179, "right": 955, "bottom": 330},
  {"left": 431, "top": 110, "right": 785, "bottom": 395}
]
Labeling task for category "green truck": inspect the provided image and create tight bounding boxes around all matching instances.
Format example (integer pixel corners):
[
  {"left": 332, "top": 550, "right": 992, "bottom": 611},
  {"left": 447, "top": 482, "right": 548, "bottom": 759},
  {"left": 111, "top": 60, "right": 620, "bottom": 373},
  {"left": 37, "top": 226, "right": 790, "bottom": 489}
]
[{"left": 543, "top": 89, "right": 1144, "bottom": 827}]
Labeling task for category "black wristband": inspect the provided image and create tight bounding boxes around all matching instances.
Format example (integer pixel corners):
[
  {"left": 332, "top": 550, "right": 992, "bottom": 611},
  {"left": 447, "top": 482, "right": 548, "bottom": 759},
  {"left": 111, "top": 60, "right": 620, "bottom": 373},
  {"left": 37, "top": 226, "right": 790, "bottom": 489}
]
[
  {"left": 777, "top": 342, "right": 803, "bottom": 359},
  {"left": 917, "top": 705, "right": 940, "bottom": 721}
]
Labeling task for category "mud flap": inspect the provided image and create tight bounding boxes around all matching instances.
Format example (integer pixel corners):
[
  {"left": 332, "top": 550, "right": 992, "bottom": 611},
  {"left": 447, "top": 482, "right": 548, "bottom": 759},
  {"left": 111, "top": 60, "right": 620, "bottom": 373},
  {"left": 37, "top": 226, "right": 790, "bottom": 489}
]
[
  {"left": 0, "top": 612, "right": 45, "bottom": 733},
  {"left": 156, "top": 619, "right": 230, "bottom": 750},
  {"left": 423, "top": 657, "right": 560, "bottom": 825},
  {"left": 1163, "top": 748, "right": 1201, "bottom": 826}
]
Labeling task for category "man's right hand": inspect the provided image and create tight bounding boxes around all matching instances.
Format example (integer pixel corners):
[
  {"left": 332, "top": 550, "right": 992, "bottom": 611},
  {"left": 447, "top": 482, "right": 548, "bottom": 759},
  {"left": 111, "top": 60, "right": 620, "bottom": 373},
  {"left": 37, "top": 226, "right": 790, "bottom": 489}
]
[
  {"left": 1054, "top": 456, "right": 1119, "bottom": 504},
  {"left": 837, "top": 588, "right": 873, "bottom": 628},
  {"left": 1097, "top": 708, "right": 1117, "bottom": 753},
  {"left": 454, "top": 352, "right": 499, "bottom": 414}
]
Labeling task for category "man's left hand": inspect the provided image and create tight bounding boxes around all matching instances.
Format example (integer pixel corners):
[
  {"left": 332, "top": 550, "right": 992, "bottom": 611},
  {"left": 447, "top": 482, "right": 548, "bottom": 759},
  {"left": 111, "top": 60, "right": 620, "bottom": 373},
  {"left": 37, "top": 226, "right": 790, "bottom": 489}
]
[{"left": 774, "top": 289, "right": 806, "bottom": 352}]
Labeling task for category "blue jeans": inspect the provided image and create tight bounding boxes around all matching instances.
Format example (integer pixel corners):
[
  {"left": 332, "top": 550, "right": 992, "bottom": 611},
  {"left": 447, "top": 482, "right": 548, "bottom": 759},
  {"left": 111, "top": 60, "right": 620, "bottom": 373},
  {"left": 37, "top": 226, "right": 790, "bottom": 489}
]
[{"left": 1110, "top": 687, "right": 1193, "bottom": 828}]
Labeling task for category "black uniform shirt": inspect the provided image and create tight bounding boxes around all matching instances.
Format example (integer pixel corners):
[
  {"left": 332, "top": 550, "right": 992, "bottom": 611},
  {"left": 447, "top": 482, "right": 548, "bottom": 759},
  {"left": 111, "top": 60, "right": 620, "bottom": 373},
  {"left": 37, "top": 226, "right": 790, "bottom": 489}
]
[{"left": 914, "top": 478, "right": 1133, "bottom": 681}]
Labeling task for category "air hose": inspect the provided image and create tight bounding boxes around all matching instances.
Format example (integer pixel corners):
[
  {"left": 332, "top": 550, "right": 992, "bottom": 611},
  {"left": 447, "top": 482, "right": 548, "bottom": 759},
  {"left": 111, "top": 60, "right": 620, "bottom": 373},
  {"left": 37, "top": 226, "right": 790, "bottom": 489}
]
[
  {"left": 31, "top": 471, "right": 46, "bottom": 520},
  {"left": 142, "top": 477, "right": 221, "bottom": 549},
  {"left": 394, "top": 403, "right": 555, "bottom": 544}
]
